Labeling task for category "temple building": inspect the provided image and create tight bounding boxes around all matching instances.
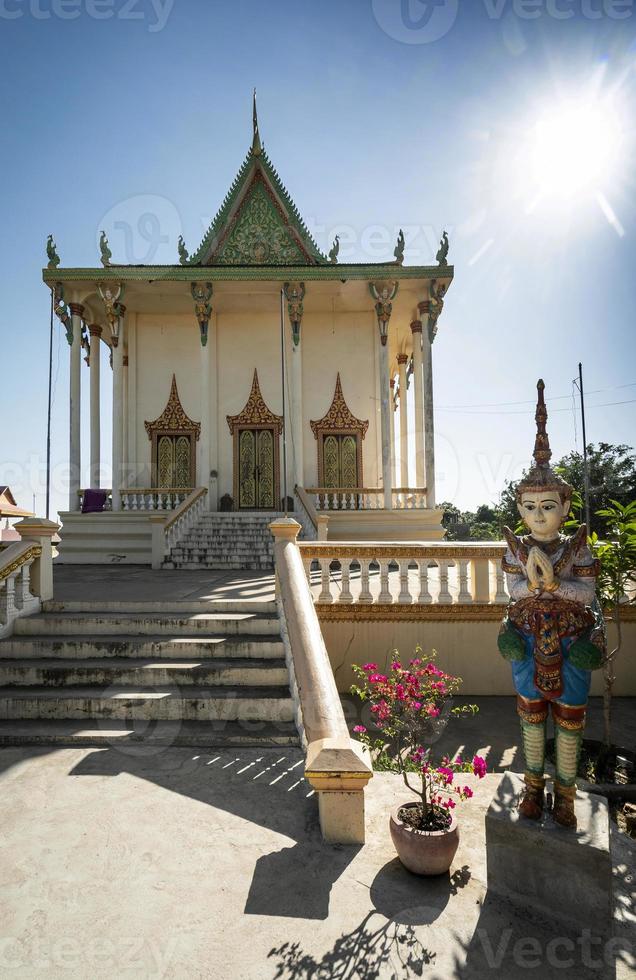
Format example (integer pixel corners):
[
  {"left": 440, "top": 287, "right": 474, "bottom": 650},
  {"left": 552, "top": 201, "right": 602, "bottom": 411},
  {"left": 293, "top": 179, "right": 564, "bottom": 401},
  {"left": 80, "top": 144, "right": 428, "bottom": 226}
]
[{"left": 44, "top": 103, "right": 453, "bottom": 563}]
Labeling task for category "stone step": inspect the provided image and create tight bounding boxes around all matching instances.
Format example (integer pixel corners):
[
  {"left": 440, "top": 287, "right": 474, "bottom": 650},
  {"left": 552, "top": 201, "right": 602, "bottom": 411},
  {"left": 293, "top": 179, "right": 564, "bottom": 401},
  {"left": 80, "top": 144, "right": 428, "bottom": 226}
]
[
  {"left": 0, "top": 685, "right": 294, "bottom": 722},
  {"left": 0, "top": 719, "right": 300, "bottom": 747},
  {"left": 0, "top": 634, "right": 284, "bottom": 660},
  {"left": 164, "top": 564, "right": 274, "bottom": 572},
  {"left": 13, "top": 612, "right": 281, "bottom": 638},
  {"left": 43, "top": 599, "right": 277, "bottom": 615},
  {"left": 0, "top": 657, "right": 289, "bottom": 688}
]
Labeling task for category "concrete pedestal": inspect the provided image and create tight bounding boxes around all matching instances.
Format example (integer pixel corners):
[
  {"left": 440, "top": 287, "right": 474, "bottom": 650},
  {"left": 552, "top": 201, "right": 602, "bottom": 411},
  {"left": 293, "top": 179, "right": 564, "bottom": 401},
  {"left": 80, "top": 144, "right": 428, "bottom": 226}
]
[{"left": 486, "top": 771, "right": 612, "bottom": 940}]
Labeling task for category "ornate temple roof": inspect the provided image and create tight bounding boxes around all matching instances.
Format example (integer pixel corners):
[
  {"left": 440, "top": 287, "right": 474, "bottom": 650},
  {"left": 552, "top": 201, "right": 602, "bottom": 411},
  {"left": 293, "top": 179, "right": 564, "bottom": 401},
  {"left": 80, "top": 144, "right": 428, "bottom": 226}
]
[{"left": 188, "top": 98, "right": 326, "bottom": 267}]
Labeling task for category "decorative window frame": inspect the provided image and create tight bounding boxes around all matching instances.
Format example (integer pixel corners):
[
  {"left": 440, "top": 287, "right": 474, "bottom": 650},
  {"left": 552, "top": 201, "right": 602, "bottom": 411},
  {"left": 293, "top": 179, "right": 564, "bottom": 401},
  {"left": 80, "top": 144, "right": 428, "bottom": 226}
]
[
  {"left": 227, "top": 369, "right": 283, "bottom": 509},
  {"left": 144, "top": 375, "right": 200, "bottom": 487},
  {"left": 310, "top": 374, "right": 368, "bottom": 487}
]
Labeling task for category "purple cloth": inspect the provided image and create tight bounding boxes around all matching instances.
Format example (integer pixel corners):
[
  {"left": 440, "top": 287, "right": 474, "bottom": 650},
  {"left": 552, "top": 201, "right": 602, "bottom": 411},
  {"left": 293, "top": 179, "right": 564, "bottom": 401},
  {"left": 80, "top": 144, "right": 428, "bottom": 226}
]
[{"left": 81, "top": 489, "right": 107, "bottom": 514}]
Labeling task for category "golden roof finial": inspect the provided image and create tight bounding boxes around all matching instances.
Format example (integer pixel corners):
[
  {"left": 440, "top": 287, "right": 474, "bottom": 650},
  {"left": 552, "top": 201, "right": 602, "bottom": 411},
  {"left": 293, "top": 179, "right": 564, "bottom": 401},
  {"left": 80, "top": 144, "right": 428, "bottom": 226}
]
[
  {"left": 515, "top": 378, "right": 572, "bottom": 501},
  {"left": 251, "top": 88, "right": 262, "bottom": 156}
]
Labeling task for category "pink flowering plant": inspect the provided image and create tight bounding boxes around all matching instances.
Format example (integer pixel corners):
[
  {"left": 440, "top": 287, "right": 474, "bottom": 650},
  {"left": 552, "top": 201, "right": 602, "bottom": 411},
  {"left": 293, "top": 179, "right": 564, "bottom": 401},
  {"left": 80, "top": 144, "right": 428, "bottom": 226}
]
[{"left": 351, "top": 648, "right": 487, "bottom": 830}]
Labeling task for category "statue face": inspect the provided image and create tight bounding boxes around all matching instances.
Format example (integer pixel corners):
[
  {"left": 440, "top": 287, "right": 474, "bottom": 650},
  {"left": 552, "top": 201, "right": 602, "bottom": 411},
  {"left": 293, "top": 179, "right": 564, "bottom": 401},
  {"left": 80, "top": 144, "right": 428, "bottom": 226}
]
[{"left": 517, "top": 491, "right": 569, "bottom": 541}]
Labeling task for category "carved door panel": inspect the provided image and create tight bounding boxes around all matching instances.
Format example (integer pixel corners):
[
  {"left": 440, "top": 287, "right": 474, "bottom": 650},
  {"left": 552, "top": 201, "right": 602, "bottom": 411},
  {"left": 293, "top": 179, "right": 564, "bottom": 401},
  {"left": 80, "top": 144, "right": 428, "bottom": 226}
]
[
  {"left": 238, "top": 428, "right": 275, "bottom": 509},
  {"left": 155, "top": 434, "right": 194, "bottom": 488},
  {"left": 322, "top": 434, "right": 359, "bottom": 489}
]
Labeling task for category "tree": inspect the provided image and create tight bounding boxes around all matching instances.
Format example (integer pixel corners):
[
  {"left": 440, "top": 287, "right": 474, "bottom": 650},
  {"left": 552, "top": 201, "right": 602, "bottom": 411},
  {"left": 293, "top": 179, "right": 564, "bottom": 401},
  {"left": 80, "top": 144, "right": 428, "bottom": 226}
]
[{"left": 591, "top": 500, "right": 636, "bottom": 748}]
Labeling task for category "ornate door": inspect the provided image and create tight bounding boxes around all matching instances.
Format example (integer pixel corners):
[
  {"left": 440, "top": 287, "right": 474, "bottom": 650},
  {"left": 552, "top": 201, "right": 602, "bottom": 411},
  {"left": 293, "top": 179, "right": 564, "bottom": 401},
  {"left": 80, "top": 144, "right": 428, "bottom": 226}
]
[
  {"left": 156, "top": 435, "right": 194, "bottom": 488},
  {"left": 322, "top": 434, "right": 359, "bottom": 489},
  {"left": 238, "top": 428, "right": 275, "bottom": 509}
]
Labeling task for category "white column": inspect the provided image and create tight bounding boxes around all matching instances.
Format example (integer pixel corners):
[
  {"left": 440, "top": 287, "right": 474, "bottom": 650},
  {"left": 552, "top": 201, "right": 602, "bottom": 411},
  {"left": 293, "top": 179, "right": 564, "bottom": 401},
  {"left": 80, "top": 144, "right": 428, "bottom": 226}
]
[
  {"left": 200, "top": 339, "right": 210, "bottom": 493},
  {"left": 418, "top": 303, "right": 436, "bottom": 508},
  {"left": 291, "top": 339, "right": 303, "bottom": 488},
  {"left": 68, "top": 303, "right": 83, "bottom": 511},
  {"left": 111, "top": 307, "right": 125, "bottom": 511},
  {"left": 88, "top": 324, "right": 102, "bottom": 487},
  {"left": 410, "top": 319, "right": 425, "bottom": 491},
  {"left": 389, "top": 377, "right": 397, "bottom": 491},
  {"left": 209, "top": 314, "right": 218, "bottom": 510},
  {"left": 122, "top": 354, "right": 129, "bottom": 488},
  {"left": 378, "top": 339, "right": 392, "bottom": 509},
  {"left": 397, "top": 353, "right": 409, "bottom": 488}
]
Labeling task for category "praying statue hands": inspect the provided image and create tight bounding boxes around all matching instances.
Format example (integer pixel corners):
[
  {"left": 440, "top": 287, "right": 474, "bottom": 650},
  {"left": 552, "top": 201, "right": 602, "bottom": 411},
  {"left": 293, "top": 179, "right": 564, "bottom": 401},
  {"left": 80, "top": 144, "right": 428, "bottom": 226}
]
[{"left": 526, "top": 546, "right": 555, "bottom": 593}]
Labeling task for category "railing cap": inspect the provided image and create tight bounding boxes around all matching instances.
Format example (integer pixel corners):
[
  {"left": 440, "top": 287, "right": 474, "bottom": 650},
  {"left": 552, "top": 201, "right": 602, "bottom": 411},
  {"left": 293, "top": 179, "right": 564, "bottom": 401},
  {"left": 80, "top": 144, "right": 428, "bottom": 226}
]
[{"left": 269, "top": 517, "right": 301, "bottom": 542}]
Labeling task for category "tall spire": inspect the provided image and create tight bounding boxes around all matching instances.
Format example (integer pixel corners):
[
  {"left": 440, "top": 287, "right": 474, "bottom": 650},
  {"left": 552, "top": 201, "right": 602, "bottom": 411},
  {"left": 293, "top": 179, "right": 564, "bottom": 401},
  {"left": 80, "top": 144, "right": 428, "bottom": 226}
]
[
  {"left": 515, "top": 378, "right": 572, "bottom": 500},
  {"left": 251, "top": 88, "right": 262, "bottom": 156},
  {"left": 533, "top": 379, "right": 551, "bottom": 467}
]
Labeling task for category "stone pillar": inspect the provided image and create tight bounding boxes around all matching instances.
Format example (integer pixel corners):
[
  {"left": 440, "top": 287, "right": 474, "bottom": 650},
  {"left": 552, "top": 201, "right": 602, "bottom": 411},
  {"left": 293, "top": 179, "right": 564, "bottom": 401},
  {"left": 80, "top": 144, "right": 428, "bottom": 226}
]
[
  {"left": 369, "top": 282, "right": 398, "bottom": 510},
  {"left": 68, "top": 303, "right": 84, "bottom": 511},
  {"left": 14, "top": 518, "right": 60, "bottom": 601},
  {"left": 88, "top": 325, "right": 102, "bottom": 488},
  {"left": 410, "top": 319, "right": 426, "bottom": 490},
  {"left": 122, "top": 354, "right": 129, "bottom": 488},
  {"left": 418, "top": 301, "right": 436, "bottom": 508},
  {"left": 284, "top": 283, "right": 305, "bottom": 491},
  {"left": 191, "top": 283, "right": 213, "bottom": 496},
  {"left": 111, "top": 305, "right": 126, "bottom": 511},
  {"left": 397, "top": 353, "right": 409, "bottom": 488},
  {"left": 389, "top": 377, "right": 397, "bottom": 491}
]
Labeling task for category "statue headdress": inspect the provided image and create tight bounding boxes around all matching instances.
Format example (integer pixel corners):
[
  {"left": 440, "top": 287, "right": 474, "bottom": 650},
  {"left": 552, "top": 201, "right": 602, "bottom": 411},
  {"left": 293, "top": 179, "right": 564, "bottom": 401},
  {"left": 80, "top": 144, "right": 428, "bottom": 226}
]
[{"left": 515, "top": 379, "right": 572, "bottom": 502}]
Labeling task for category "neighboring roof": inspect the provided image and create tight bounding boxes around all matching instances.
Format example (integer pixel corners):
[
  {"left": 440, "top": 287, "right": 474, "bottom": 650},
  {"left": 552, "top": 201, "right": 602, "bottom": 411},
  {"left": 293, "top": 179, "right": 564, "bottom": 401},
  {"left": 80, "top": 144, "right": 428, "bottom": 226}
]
[{"left": 0, "top": 487, "right": 33, "bottom": 518}]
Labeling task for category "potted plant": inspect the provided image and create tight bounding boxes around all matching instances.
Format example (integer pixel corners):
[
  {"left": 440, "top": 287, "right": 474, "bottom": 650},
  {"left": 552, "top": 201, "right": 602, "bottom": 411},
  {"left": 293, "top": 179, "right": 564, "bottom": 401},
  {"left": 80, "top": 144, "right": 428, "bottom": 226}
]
[{"left": 351, "top": 650, "right": 487, "bottom": 875}]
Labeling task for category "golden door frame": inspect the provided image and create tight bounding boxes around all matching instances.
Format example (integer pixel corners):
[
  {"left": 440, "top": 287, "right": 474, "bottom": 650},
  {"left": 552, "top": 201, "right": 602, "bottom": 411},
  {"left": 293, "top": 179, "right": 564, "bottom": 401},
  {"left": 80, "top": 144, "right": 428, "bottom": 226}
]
[
  {"left": 144, "top": 375, "right": 200, "bottom": 488},
  {"left": 227, "top": 369, "right": 283, "bottom": 510},
  {"left": 310, "top": 373, "right": 368, "bottom": 487}
]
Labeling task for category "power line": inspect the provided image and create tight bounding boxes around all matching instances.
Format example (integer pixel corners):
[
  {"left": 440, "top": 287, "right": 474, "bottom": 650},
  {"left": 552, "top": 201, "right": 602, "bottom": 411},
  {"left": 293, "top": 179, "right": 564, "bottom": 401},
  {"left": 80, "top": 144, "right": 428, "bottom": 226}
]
[
  {"left": 437, "top": 381, "right": 636, "bottom": 411},
  {"left": 437, "top": 398, "right": 636, "bottom": 416}
]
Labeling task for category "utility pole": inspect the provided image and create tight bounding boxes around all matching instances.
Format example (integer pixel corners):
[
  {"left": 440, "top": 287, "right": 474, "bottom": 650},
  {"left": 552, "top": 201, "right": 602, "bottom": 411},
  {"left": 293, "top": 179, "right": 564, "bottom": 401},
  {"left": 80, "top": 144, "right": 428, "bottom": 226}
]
[
  {"left": 578, "top": 362, "right": 591, "bottom": 534},
  {"left": 280, "top": 289, "right": 288, "bottom": 517}
]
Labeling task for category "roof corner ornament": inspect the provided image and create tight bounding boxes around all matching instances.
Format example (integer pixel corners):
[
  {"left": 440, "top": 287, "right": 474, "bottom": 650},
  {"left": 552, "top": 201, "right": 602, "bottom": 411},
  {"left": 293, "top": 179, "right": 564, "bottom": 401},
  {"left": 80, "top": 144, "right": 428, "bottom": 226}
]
[
  {"left": 191, "top": 282, "right": 213, "bottom": 347},
  {"left": 436, "top": 229, "right": 449, "bottom": 267},
  {"left": 251, "top": 88, "right": 262, "bottom": 156},
  {"left": 97, "top": 282, "right": 124, "bottom": 346},
  {"left": 284, "top": 282, "right": 305, "bottom": 347},
  {"left": 369, "top": 280, "right": 399, "bottom": 346},
  {"left": 52, "top": 283, "right": 73, "bottom": 346},
  {"left": 328, "top": 235, "right": 340, "bottom": 264},
  {"left": 393, "top": 228, "right": 405, "bottom": 266},
  {"left": 46, "top": 234, "right": 60, "bottom": 270},
  {"left": 99, "top": 230, "right": 112, "bottom": 268},
  {"left": 178, "top": 235, "right": 190, "bottom": 266},
  {"left": 426, "top": 279, "right": 446, "bottom": 344}
]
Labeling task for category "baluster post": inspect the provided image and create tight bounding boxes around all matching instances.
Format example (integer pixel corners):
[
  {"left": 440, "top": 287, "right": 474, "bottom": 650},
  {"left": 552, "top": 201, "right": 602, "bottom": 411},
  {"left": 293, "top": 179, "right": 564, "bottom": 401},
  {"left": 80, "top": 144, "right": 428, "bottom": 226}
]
[
  {"left": 358, "top": 559, "right": 373, "bottom": 603},
  {"left": 318, "top": 558, "right": 333, "bottom": 603},
  {"left": 494, "top": 560, "right": 508, "bottom": 604},
  {"left": 398, "top": 558, "right": 412, "bottom": 604},
  {"left": 339, "top": 559, "right": 353, "bottom": 603},
  {"left": 378, "top": 559, "right": 392, "bottom": 603},
  {"left": 437, "top": 559, "right": 452, "bottom": 604},
  {"left": 457, "top": 558, "right": 472, "bottom": 604},
  {"left": 472, "top": 557, "right": 491, "bottom": 602},
  {"left": 417, "top": 559, "right": 432, "bottom": 604}
]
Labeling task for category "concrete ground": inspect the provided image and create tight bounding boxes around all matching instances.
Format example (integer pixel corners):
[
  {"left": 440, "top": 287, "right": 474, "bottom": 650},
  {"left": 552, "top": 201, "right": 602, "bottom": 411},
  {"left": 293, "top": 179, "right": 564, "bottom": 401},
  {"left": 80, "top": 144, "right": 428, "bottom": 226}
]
[{"left": 1, "top": 705, "right": 634, "bottom": 980}]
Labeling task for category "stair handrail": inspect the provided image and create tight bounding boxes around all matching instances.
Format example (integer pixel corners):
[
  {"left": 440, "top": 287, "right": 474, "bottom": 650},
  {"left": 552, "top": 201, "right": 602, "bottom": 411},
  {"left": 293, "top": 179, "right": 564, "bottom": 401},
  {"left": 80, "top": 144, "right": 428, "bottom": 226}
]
[
  {"left": 150, "top": 487, "right": 208, "bottom": 570},
  {"left": 269, "top": 518, "right": 372, "bottom": 844},
  {"left": 294, "top": 486, "right": 329, "bottom": 541},
  {"left": 0, "top": 518, "right": 59, "bottom": 638}
]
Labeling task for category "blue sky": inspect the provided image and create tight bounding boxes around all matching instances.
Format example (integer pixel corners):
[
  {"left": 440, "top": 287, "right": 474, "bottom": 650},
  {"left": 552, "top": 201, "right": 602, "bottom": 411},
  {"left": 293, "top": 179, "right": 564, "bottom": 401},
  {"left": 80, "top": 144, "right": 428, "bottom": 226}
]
[{"left": 1, "top": 0, "right": 635, "bottom": 517}]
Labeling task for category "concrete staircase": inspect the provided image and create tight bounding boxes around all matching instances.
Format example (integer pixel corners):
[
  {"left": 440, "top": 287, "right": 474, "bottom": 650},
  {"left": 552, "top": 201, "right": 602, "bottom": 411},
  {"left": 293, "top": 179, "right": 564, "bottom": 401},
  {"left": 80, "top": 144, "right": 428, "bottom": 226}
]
[
  {"left": 163, "top": 512, "right": 283, "bottom": 571},
  {"left": 0, "top": 599, "right": 299, "bottom": 748}
]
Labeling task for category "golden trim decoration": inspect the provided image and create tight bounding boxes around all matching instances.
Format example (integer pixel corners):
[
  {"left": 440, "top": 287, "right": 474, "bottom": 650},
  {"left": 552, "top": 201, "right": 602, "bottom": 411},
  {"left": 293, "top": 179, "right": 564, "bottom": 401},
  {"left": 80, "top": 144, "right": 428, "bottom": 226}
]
[
  {"left": 572, "top": 563, "right": 599, "bottom": 577},
  {"left": 145, "top": 375, "right": 201, "bottom": 440},
  {"left": 144, "top": 375, "right": 200, "bottom": 488},
  {"left": 310, "top": 374, "right": 369, "bottom": 440},
  {"left": 227, "top": 369, "right": 282, "bottom": 510},
  {"left": 226, "top": 370, "right": 283, "bottom": 435},
  {"left": 502, "top": 558, "right": 524, "bottom": 574},
  {"left": 316, "top": 603, "right": 505, "bottom": 623},
  {"left": 300, "top": 544, "right": 507, "bottom": 560},
  {"left": 0, "top": 546, "right": 42, "bottom": 582}
]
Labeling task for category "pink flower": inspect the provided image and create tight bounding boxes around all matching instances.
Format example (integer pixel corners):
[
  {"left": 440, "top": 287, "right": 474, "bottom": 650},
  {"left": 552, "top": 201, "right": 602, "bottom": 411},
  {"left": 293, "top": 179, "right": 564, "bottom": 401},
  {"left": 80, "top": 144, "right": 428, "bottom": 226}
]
[
  {"left": 472, "top": 755, "right": 487, "bottom": 779},
  {"left": 462, "top": 786, "right": 473, "bottom": 798},
  {"left": 362, "top": 663, "right": 378, "bottom": 672},
  {"left": 437, "top": 767, "right": 454, "bottom": 786},
  {"left": 412, "top": 701, "right": 422, "bottom": 711},
  {"left": 391, "top": 660, "right": 401, "bottom": 670},
  {"left": 353, "top": 725, "right": 366, "bottom": 734},
  {"left": 368, "top": 673, "right": 387, "bottom": 684}
]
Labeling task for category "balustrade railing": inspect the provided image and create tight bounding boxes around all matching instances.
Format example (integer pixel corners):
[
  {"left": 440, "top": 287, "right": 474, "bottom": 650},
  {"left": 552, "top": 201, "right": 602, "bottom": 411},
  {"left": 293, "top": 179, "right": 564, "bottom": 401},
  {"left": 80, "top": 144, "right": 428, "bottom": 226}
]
[
  {"left": 304, "top": 487, "right": 428, "bottom": 511},
  {"left": 0, "top": 518, "right": 59, "bottom": 636},
  {"left": 77, "top": 488, "right": 193, "bottom": 512},
  {"left": 150, "top": 487, "right": 208, "bottom": 569},
  {"left": 298, "top": 541, "right": 508, "bottom": 606}
]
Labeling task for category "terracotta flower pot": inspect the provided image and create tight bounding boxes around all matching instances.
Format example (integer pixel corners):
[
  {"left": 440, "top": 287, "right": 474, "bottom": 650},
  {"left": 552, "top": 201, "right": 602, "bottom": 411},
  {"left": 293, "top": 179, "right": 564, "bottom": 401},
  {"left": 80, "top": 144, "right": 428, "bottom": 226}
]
[{"left": 389, "top": 802, "right": 459, "bottom": 876}]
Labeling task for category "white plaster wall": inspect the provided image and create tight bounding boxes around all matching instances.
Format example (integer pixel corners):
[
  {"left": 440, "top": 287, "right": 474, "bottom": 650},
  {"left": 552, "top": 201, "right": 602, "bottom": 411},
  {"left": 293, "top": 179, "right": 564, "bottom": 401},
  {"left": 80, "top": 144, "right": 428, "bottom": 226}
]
[
  {"left": 301, "top": 310, "right": 379, "bottom": 488},
  {"left": 135, "top": 314, "right": 201, "bottom": 487}
]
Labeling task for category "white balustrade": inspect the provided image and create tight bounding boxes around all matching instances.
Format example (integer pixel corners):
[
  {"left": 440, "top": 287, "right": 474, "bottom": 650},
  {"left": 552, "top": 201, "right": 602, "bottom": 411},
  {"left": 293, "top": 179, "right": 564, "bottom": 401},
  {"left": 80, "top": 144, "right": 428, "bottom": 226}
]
[
  {"left": 297, "top": 542, "right": 508, "bottom": 607},
  {"left": 305, "top": 487, "right": 428, "bottom": 512},
  {"left": 150, "top": 488, "right": 208, "bottom": 569},
  {"left": 0, "top": 541, "right": 44, "bottom": 638}
]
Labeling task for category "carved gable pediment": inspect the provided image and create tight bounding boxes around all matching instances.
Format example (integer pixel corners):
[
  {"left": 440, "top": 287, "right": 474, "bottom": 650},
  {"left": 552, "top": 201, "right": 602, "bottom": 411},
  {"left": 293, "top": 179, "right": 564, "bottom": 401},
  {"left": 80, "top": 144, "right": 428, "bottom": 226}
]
[
  {"left": 145, "top": 375, "right": 200, "bottom": 440},
  {"left": 310, "top": 374, "right": 369, "bottom": 438},
  {"left": 227, "top": 370, "right": 283, "bottom": 434}
]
